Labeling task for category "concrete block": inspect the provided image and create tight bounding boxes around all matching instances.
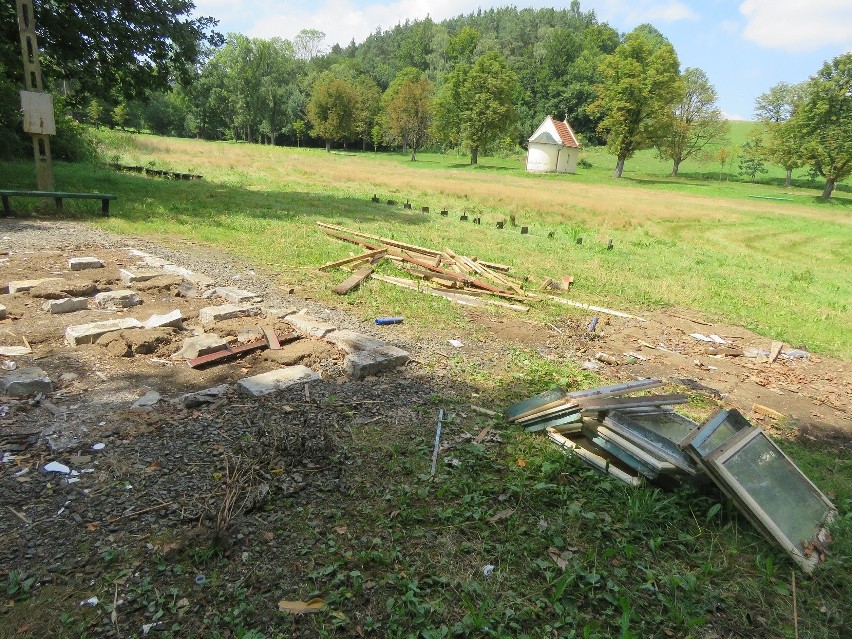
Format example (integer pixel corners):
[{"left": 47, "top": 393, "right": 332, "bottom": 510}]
[
  {"left": 0, "top": 366, "right": 53, "bottom": 396},
  {"left": 41, "top": 297, "right": 88, "bottom": 314},
  {"left": 69, "top": 257, "right": 104, "bottom": 271},
  {"left": 94, "top": 290, "right": 142, "bottom": 309},
  {"left": 178, "top": 384, "right": 230, "bottom": 408},
  {"left": 0, "top": 304, "right": 6, "bottom": 320},
  {"left": 236, "top": 365, "right": 320, "bottom": 397},
  {"left": 215, "top": 287, "right": 261, "bottom": 304},
  {"left": 142, "top": 309, "right": 183, "bottom": 329},
  {"left": 344, "top": 346, "right": 410, "bottom": 380},
  {"left": 285, "top": 312, "right": 336, "bottom": 338},
  {"left": 325, "top": 330, "right": 387, "bottom": 354},
  {"left": 265, "top": 307, "right": 298, "bottom": 319},
  {"left": 119, "top": 268, "right": 167, "bottom": 284},
  {"left": 65, "top": 318, "right": 143, "bottom": 346},
  {"left": 198, "top": 303, "right": 262, "bottom": 325},
  {"left": 130, "top": 390, "right": 161, "bottom": 410},
  {"left": 8, "top": 277, "right": 64, "bottom": 294},
  {"left": 171, "top": 334, "right": 229, "bottom": 360}
]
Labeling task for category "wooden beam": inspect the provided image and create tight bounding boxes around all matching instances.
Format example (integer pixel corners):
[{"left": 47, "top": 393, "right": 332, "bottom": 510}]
[
  {"left": 332, "top": 266, "right": 373, "bottom": 295},
  {"left": 318, "top": 249, "right": 386, "bottom": 271}
]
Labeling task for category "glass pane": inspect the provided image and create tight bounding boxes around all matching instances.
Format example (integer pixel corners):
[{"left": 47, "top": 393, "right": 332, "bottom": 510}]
[
  {"left": 695, "top": 411, "right": 749, "bottom": 457},
  {"left": 626, "top": 411, "right": 697, "bottom": 444},
  {"left": 722, "top": 434, "right": 831, "bottom": 548}
]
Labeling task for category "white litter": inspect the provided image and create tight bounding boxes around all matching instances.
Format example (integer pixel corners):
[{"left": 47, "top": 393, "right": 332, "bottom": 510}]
[
  {"left": 44, "top": 461, "right": 71, "bottom": 474},
  {"left": 449, "top": 339, "right": 463, "bottom": 348},
  {"left": 482, "top": 564, "right": 495, "bottom": 576},
  {"left": 92, "top": 443, "right": 106, "bottom": 451},
  {"left": 1, "top": 452, "right": 17, "bottom": 463},
  {"left": 56, "top": 500, "right": 71, "bottom": 516},
  {"left": 689, "top": 333, "right": 713, "bottom": 342},
  {"left": 709, "top": 334, "right": 728, "bottom": 344},
  {"left": 14, "top": 467, "right": 29, "bottom": 477},
  {"left": 81, "top": 596, "right": 99, "bottom": 607}
]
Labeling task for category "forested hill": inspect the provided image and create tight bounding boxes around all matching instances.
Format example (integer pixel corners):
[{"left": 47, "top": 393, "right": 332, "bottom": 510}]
[{"left": 338, "top": 4, "right": 620, "bottom": 140}]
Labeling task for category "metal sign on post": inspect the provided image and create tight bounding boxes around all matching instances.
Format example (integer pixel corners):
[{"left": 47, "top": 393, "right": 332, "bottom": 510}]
[{"left": 16, "top": 0, "right": 55, "bottom": 191}]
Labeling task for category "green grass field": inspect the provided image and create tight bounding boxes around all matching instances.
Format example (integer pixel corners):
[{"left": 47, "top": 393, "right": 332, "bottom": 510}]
[
  {"left": 3, "top": 127, "right": 849, "bottom": 358},
  {"left": 1, "top": 131, "right": 850, "bottom": 638}
]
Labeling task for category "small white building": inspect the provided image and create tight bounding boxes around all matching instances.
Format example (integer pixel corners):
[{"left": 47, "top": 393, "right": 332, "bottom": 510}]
[{"left": 526, "top": 116, "right": 581, "bottom": 174}]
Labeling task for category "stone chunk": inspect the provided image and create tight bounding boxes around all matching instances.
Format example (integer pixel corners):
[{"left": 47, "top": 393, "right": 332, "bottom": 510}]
[
  {"left": 236, "top": 365, "right": 320, "bottom": 397},
  {"left": 119, "top": 268, "right": 167, "bottom": 284},
  {"left": 131, "top": 391, "right": 161, "bottom": 410},
  {"left": 133, "top": 275, "right": 185, "bottom": 292},
  {"left": 93, "top": 290, "right": 142, "bottom": 309},
  {"left": 143, "top": 309, "right": 183, "bottom": 329},
  {"left": 198, "top": 303, "right": 262, "bottom": 325},
  {"left": 69, "top": 257, "right": 104, "bottom": 271},
  {"left": 0, "top": 304, "right": 6, "bottom": 320},
  {"left": 215, "top": 287, "right": 261, "bottom": 304},
  {"left": 41, "top": 297, "right": 88, "bottom": 314},
  {"left": 285, "top": 311, "right": 336, "bottom": 338},
  {"left": 0, "top": 366, "right": 53, "bottom": 397},
  {"left": 178, "top": 384, "right": 230, "bottom": 408},
  {"left": 265, "top": 307, "right": 298, "bottom": 319},
  {"left": 8, "top": 277, "right": 64, "bottom": 294},
  {"left": 344, "top": 346, "right": 410, "bottom": 381},
  {"left": 325, "top": 330, "right": 387, "bottom": 354},
  {"left": 171, "top": 333, "right": 229, "bottom": 360},
  {"left": 65, "top": 318, "right": 143, "bottom": 346},
  {"left": 30, "top": 279, "right": 98, "bottom": 299}
]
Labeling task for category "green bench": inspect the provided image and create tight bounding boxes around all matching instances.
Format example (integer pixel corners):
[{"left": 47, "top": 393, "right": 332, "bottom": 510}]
[{"left": 0, "top": 190, "right": 117, "bottom": 217}]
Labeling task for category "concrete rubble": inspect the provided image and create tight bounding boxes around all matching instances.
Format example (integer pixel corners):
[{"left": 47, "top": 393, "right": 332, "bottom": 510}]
[
  {"left": 8, "top": 277, "right": 64, "bottom": 294},
  {"left": 199, "top": 303, "right": 262, "bottom": 325},
  {"left": 69, "top": 257, "right": 104, "bottom": 271},
  {"left": 0, "top": 366, "right": 53, "bottom": 396},
  {"left": 65, "top": 318, "right": 143, "bottom": 346},
  {"left": 236, "top": 365, "right": 320, "bottom": 397},
  {"left": 41, "top": 297, "right": 88, "bottom": 314},
  {"left": 142, "top": 309, "right": 183, "bottom": 329},
  {"left": 171, "top": 334, "right": 229, "bottom": 360},
  {"left": 285, "top": 311, "right": 336, "bottom": 338},
  {"left": 93, "top": 290, "right": 142, "bottom": 309}
]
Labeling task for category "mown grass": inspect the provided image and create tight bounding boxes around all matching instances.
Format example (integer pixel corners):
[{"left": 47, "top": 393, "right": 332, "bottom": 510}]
[{"left": 2, "top": 129, "right": 849, "bottom": 357}]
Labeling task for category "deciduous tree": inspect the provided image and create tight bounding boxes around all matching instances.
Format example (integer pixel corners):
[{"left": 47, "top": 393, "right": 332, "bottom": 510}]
[
  {"left": 387, "top": 77, "right": 433, "bottom": 160},
  {"left": 793, "top": 53, "right": 852, "bottom": 199},
  {"left": 307, "top": 73, "right": 360, "bottom": 151},
  {"left": 739, "top": 137, "right": 768, "bottom": 183},
  {"left": 755, "top": 82, "right": 806, "bottom": 187},
  {"left": 655, "top": 67, "right": 728, "bottom": 177},
  {"left": 588, "top": 26, "right": 681, "bottom": 177}
]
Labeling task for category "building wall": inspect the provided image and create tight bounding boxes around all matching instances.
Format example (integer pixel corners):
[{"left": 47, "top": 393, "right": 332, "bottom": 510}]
[{"left": 526, "top": 143, "right": 578, "bottom": 174}]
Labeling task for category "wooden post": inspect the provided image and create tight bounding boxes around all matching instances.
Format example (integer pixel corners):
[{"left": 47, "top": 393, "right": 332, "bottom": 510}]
[{"left": 16, "top": 0, "right": 54, "bottom": 191}]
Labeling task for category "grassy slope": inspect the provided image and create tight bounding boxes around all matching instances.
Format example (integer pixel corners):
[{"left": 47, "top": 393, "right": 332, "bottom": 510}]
[{"left": 1, "top": 133, "right": 850, "bottom": 638}]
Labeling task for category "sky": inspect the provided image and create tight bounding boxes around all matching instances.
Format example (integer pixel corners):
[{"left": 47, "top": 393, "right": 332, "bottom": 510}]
[{"left": 192, "top": 0, "right": 852, "bottom": 121}]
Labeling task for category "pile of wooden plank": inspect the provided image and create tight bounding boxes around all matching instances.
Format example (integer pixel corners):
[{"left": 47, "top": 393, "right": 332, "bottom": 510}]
[{"left": 505, "top": 382, "right": 837, "bottom": 573}]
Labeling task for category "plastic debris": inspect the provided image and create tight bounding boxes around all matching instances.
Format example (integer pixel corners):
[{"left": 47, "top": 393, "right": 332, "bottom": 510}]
[
  {"left": 92, "top": 443, "right": 106, "bottom": 451},
  {"left": 375, "top": 317, "right": 404, "bottom": 325},
  {"left": 482, "top": 564, "right": 495, "bottom": 576},
  {"left": 44, "top": 461, "right": 71, "bottom": 474},
  {"left": 449, "top": 339, "right": 463, "bottom": 348},
  {"left": 195, "top": 574, "right": 206, "bottom": 586},
  {"left": 81, "top": 596, "right": 99, "bottom": 607}
]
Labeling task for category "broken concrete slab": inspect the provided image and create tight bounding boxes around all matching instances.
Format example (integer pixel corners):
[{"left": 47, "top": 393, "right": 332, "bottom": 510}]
[
  {"left": 215, "top": 287, "right": 262, "bottom": 304},
  {"left": 143, "top": 309, "right": 183, "bottom": 329},
  {"left": 171, "top": 333, "right": 229, "bottom": 360},
  {"left": 238, "top": 327, "right": 264, "bottom": 343},
  {"left": 236, "top": 365, "right": 320, "bottom": 397},
  {"left": 0, "top": 366, "right": 53, "bottom": 396},
  {"left": 325, "top": 330, "right": 388, "bottom": 354},
  {"left": 131, "top": 391, "right": 161, "bottom": 410},
  {"left": 41, "top": 297, "right": 88, "bottom": 314},
  {"left": 265, "top": 307, "right": 298, "bottom": 319},
  {"left": 176, "top": 281, "right": 200, "bottom": 298},
  {"left": 0, "top": 346, "right": 31, "bottom": 356},
  {"left": 69, "top": 257, "right": 104, "bottom": 271},
  {"left": 119, "top": 268, "right": 168, "bottom": 284},
  {"left": 285, "top": 311, "right": 336, "bottom": 338},
  {"left": 198, "top": 303, "right": 262, "bottom": 325},
  {"left": 344, "top": 346, "right": 410, "bottom": 381},
  {"left": 65, "top": 318, "right": 143, "bottom": 346},
  {"left": 93, "top": 290, "right": 142, "bottom": 309},
  {"left": 0, "top": 304, "right": 6, "bottom": 320},
  {"left": 8, "top": 277, "right": 64, "bottom": 294},
  {"left": 178, "top": 384, "right": 230, "bottom": 409}
]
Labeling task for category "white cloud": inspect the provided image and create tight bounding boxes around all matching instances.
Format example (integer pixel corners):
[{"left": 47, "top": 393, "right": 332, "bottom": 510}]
[
  {"left": 594, "top": 1, "right": 698, "bottom": 27},
  {"left": 739, "top": 0, "right": 852, "bottom": 52}
]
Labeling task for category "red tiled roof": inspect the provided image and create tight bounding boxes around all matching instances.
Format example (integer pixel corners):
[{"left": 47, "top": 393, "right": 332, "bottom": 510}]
[{"left": 552, "top": 118, "right": 580, "bottom": 148}]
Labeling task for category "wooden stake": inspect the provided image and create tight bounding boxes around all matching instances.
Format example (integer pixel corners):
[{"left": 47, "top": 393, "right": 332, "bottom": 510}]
[{"left": 317, "top": 249, "right": 386, "bottom": 271}]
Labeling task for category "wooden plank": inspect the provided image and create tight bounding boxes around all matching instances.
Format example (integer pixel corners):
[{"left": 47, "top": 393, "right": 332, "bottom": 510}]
[
  {"left": 318, "top": 227, "right": 383, "bottom": 251},
  {"left": 318, "top": 249, "right": 386, "bottom": 271},
  {"left": 544, "top": 294, "right": 647, "bottom": 321},
  {"left": 332, "top": 266, "right": 373, "bottom": 295},
  {"left": 769, "top": 341, "right": 784, "bottom": 363},
  {"left": 370, "top": 273, "right": 529, "bottom": 312},
  {"left": 261, "top": 325, "right": 281, "bottom": 350}
]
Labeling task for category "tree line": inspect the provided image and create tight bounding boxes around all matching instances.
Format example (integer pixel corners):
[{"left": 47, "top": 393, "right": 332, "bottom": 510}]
[{"left": 1, "top": 2, "right": 849, "bottom": 197}]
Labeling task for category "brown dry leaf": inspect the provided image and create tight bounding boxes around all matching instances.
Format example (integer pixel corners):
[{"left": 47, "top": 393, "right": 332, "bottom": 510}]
[
  {"left": 516, "top": 458, "right": 527, "bottom": 467},
  {"left": 334, "top": 526, "right": 348, "bottom": 534},
  {"left": 86, "top": 522, "right": 101, "bottom": 532},
  {"left": 389, "top": 510, "right": 400, "bottom": 519},
  {"left": 264, "top": 532, "right": 275, "bottom": 542},
  {"left": 278, "top": 598, "right": 326, "bottom": 614},
  {"left": 489, "top": 508, "right": 515, "bottom": 523},
  {"left": 547, "top": 547, "right": 570, "bottom": 570}
]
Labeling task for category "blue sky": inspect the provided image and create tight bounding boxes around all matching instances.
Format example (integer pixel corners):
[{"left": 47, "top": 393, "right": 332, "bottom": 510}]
[{"left": 193, "top": 0, "right": 852, "bottom": 120}]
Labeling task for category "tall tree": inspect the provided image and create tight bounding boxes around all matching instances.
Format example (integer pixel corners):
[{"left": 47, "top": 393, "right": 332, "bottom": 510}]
[
  {"left": 793, "top": 53, "right": 851, "bottom": 199},
  {"left": 754, "top": 81, "right": 806, "bottom": 187},
  {"left": 387, "top": 77, "right": 433, "bottom": 160},
  {"left": 739, "top": 137, "right": 768, "bottom": 183},
  {"left": 432, "top": 51, "right": 519, "bottom": 164},
  {"left": 293, "top": 29, "right": 327, "bottom": 62},
  {"left": 307, "top": 73, "right": 360, "bottom": 151},
  {"left": 655, "top": 67, "right": 728, "bottom": 176},
  {"left": 588, "top": 26, "right": 682, "bottom": 177},
  {"left": 0, "top": 1, "right": 220, "bottom": 107}
]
